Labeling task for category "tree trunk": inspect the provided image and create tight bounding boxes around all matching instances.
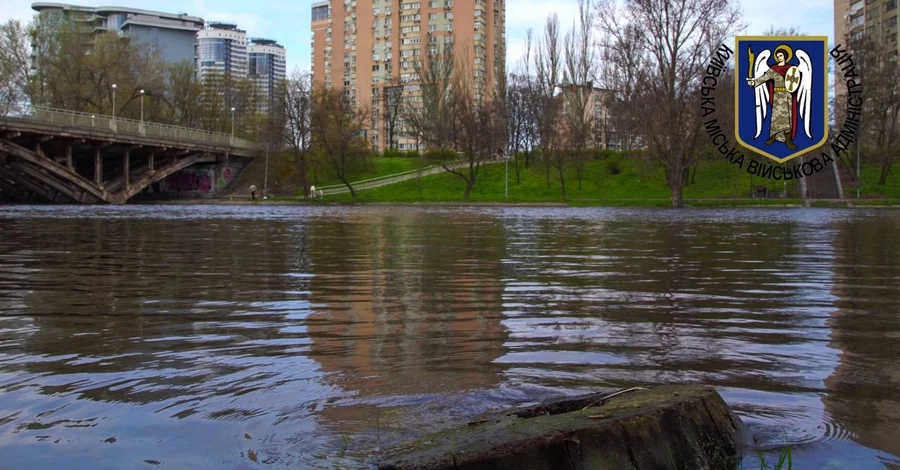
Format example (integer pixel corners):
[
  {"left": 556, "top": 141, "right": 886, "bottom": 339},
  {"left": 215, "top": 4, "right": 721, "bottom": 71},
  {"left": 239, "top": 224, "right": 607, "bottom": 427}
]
[
  {"left": 557, "top": 164, "right": 567, "bottom": 201},
  {"left": 340, "top": 178, "right": 356, "bottom": 199},
  {"left": 294, "top": 151, "right": 309, "bottom": 197},
  {"left": 545, "top": 159, "right": 551, "bottom": 188},
  {"left": 879, "top": 160, "right": 893, "bottom": 185},
  {"left": 670, "top": 182, "right": 684, "bottom": 207},
  {"left": 575, "top": 161, "right": 584, "bottom": 189},
  {"left": 514, "top": 153, "right": 521, "bottom": 183},
  {"left": 464, "top": 179, "right": 474, "bottom": 199}
]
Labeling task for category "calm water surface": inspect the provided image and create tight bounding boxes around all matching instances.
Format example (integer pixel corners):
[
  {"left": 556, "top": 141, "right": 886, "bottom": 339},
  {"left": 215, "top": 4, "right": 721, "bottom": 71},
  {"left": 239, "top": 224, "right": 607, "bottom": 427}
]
[{"left": 0, "top": 205, "right": 898, "bottom": 469}]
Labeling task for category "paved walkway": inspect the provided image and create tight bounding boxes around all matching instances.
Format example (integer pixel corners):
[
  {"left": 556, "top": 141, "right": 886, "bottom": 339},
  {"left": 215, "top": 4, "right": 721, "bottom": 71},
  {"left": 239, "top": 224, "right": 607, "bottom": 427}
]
[{"left": 317, "top": 159, "right": 499, "bottom": 196}]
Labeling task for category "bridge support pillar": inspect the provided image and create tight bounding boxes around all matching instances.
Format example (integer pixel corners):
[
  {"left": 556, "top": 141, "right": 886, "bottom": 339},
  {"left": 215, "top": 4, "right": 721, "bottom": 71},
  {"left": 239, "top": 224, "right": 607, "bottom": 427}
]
[
  {"left": 94, "top": 147, "right": 102, "bottom": 186},
  {"left": 65, "top": 144, "right": 72, "bottom": 171},
  {"left": 148, "top": 152, "right": 155, "bottom": 172},
  {"left": 123, "top": 148, "right": 130, "bottom": 190}
]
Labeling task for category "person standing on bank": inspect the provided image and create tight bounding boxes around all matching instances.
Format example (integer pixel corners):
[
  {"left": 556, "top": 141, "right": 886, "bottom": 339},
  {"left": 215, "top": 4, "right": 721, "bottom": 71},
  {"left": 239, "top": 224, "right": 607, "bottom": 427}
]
[{"left": 249, "top": 184, "right": 257, "bottom": 200}]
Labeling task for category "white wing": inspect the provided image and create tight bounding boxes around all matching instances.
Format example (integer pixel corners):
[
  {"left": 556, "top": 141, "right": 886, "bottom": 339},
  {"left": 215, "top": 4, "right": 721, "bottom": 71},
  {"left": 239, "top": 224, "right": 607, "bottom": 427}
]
[
  {"left": 752, "top": 50, "right": 771, "bottom": 139},
  {"left": 796, "top": 49, "right": 813, "bottom": 139}
]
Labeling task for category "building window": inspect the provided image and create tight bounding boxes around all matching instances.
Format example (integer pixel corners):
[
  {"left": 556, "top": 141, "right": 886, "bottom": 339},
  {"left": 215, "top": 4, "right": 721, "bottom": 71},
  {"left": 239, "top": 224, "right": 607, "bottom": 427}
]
[
  {"left": 851, "top": 14, "right": 864, "bottom": 27},
  {"left": 312, "top": 5, "right": 330, "bottom": 21},
  {"left": 889, "top": 15, "right": 899, "bottom": 26},
  {"left": 887, "top": 0, "right": 898, "bottom": 10}
]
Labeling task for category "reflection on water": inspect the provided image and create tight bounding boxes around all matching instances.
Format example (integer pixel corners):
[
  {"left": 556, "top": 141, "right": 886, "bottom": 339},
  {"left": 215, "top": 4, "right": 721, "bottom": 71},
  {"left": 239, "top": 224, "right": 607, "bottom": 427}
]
[{"left": 0, "top": 205, "right": 898, "bottom": 469}]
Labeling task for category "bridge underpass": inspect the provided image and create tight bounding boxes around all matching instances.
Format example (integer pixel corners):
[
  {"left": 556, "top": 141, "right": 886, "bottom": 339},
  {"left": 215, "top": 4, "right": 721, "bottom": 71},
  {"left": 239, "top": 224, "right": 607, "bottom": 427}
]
[{"left": 0, "top": 107, "right": 257, "bottom": 204}]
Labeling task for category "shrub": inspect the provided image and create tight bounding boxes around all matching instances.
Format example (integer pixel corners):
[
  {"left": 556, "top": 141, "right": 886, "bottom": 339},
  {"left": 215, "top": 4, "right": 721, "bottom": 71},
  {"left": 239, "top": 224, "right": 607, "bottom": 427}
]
[
  {"left": 381, "top": 148, "right": 422, "bottom": 158},
  {"left": 606, "top": 157, "right": 623, "bottom": 175},
  {"left": 424, "top": 148, "right": 459, "bottom": 161}
]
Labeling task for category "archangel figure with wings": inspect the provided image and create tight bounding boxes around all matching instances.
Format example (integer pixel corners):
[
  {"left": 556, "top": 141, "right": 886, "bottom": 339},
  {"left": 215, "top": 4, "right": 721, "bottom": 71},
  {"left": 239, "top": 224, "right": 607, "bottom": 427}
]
[{"left": 745, "top": 44, "right": 813, "bottom": 150}]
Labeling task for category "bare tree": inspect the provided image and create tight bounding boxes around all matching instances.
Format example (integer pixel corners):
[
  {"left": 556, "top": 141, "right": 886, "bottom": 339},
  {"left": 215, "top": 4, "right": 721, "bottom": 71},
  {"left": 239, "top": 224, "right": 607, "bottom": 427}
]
[
  {"left": 0, "top": 20, "right": 32, "bottom": 114},
  {"left": 506, "top": 72, "right": 528, "bottom": 183},
  {"left": 310, "top": 86, "right": 373, "bottom": 199},
  {"left": 162, "top": 61, "right": 203, "bottom": 128},
  {"left": 278, "top": 71, "right": 313, "bottom": 196},
  {"left": 841, "top": 36, "right": 900, "bottom": 186},
  {"left": 596, "top": 0, "right": 742, "bottom": 206},
  {"left": 562, "top": 0, "right": 597, "bottom": 189},
  {"left": 443, "top": 53, "right": 504, "bottom": 199},
  {"left": 382, "top": 77, "right": 406, "bottom": 151},
  {"left": 533, "top": 15, "right": 567, "bottom": 198},
  {"left": 410, "top": 37, "right": 456, "bottom": 152}
]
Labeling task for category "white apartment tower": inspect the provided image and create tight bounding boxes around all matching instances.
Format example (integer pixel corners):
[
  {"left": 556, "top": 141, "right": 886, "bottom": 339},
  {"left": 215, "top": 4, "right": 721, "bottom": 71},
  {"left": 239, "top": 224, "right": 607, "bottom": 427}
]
[
  {"left": 197, "top": 22, "right": 248, "bottom": 79},
  {"left": 249, "top": 39, "right": 287, "bottom": 116}
]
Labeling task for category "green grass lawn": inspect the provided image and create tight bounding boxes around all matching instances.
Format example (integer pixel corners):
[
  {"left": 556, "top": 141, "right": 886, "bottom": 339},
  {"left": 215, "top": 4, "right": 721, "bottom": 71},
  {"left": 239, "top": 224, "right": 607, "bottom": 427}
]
[
  {"left": 323, "top": 157, "right": 806, "bottom": 204},
  {"left": 856, "top": 162, "right": 900, "bottom": 199}
]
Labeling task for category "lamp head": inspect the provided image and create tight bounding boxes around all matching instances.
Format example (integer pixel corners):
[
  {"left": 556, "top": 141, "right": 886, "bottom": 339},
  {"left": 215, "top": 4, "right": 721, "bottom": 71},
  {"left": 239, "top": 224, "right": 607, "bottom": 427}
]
[
  {"left": 140, "top": 89, "right": 145, "bottom": 95},
  {"left": 111, "top": 84, "right": 117, "bottom": 89}
]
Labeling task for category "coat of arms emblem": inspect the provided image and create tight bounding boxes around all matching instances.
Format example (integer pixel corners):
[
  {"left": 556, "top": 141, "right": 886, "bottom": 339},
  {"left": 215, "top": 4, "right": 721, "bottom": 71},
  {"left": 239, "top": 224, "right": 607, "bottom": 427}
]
[{"left": 735, "top": 36, "right": 829, "bottom": 163}]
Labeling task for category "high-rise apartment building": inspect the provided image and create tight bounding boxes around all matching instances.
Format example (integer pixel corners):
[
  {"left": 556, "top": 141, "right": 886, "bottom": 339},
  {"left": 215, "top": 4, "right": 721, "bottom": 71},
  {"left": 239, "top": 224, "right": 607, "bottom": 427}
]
[
  {"left": 311, "top": 0, "right": 506, "bottom": 151},
  {"left": 31, "top": 3, "right": 204, "bottom": 65},
  {"left": 833, "top": 0, "right": 898, "bottom": 121},
  {"left": 249, "top": 39, "right": 288, "bottom": 115},
  {"left": 197, "top": 22, "right": 249, "bottom": 80}
]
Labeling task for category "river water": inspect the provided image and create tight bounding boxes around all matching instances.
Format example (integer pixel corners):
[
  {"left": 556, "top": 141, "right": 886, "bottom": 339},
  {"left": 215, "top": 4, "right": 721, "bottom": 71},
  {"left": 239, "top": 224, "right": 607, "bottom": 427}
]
[{"left": 0, "top": 205, "right": 897, "bottom": 469}]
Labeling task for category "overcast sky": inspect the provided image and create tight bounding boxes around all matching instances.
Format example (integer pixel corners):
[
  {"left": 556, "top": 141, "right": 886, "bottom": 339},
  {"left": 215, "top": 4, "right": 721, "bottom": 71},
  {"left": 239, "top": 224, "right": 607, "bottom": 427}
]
[{"left": 0, "top": 0, "right": 834, "bottom": 74}]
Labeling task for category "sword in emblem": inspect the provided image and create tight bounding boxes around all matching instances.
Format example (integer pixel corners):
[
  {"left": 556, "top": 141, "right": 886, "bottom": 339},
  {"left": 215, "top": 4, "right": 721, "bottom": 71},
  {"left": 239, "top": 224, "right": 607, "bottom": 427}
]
[
  {"left": 748, "top": 46, "right": 762, "bottom": 118},
  {"left": 748, "top": 46, "right": 754, "bottom": 79}
]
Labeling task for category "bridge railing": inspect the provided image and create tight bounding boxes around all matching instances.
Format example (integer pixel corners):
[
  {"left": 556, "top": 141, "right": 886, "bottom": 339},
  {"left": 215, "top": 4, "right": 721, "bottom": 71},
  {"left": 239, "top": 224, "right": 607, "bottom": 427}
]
[{"left": 16, "top": 105, "right": 256, "bottom": 151}]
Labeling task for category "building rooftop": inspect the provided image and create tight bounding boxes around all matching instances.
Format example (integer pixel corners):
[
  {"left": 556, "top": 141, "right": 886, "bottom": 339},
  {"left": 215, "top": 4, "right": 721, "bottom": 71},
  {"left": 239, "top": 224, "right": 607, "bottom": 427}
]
[
  {"left": 207, "top": 22, "right": 243, "bottom": 31},
  {"left": 31, "top": 2, "right": 204, "bottom": 25},
  {"left": 250, "top": 38, "right": 282, "bottom": 47}
]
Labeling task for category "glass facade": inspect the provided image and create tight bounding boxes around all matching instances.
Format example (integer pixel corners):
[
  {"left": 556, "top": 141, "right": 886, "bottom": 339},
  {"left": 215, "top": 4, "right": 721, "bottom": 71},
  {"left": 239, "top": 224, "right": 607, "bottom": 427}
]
[
  {"left": 312, "top": 5, "right": 329, "bottom": 21},
  {"left": 199, "top": 38, "right": 228, "bottom": 62}
]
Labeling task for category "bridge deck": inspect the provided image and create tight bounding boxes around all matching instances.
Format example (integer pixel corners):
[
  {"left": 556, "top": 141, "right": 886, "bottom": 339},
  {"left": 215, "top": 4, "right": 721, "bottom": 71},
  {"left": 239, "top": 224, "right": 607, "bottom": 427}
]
[{"left": 0, "top": 107, "right": 259, "bottom": 204}]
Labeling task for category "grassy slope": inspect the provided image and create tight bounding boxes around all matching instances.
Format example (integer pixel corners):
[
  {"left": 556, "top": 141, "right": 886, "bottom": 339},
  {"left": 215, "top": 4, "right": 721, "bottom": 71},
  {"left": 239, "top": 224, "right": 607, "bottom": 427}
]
[
  {"left": 858, "top": 163, "right": 900, "bottom": 198},
  {"left": 324, "top": 157, "right": 807, "bottom": 204}
]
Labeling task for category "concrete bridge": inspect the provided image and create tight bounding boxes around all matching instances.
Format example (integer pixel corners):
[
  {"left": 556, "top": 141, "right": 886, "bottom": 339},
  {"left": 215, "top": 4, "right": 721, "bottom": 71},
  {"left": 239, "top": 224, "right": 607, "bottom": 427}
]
[{"left": 0, "top": 106, "right": 258, "bottom": 204}]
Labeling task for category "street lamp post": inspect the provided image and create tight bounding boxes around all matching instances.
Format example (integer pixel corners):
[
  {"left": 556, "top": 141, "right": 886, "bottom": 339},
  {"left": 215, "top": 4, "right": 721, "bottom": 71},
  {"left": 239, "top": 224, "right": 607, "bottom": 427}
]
[
  {"left": 111, "top": 83, "right": 117, "bottom": 131},
  {"left": 505, "top": 152, "right": 509, "bottom": 200},
  {"left": 264, "top": 142, "right": 269, "bottom": 200},
  {"left": 230, "top": 107, "right": 236, "bottom": 143},
  {"left": 139, "top": 89, "right": 145, "bottom": 133}
]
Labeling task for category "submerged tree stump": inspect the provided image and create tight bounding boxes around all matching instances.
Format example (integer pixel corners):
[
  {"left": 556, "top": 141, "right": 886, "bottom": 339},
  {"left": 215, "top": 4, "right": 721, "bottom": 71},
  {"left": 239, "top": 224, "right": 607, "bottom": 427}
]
[{"left": 377, "top": 385, "right": 747, "bottom": 470}]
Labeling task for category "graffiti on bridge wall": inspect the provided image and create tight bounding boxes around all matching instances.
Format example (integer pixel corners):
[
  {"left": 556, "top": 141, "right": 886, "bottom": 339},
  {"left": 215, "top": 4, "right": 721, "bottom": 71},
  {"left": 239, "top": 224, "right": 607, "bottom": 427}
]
[
  {"left": 162, "top": 168, "right": 214, "bottom": 193},
  {"left": 217, "top": 167, "right": 235, "bottom": 191},
  {"left": 160, "top": 166, "right": 239, "bottom": 194}
]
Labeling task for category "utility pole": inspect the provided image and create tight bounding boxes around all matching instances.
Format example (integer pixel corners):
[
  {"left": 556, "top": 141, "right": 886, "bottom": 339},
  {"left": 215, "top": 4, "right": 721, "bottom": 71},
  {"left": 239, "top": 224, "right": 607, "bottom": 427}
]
[
  {"left": 264, "top": 141, "right": 270, "bottom": 199},
  {"left": 501, "top": 148, "right": 508, "bottom": 200},
  {"left": 857, "top": 139, "right": 860, "bottom": 199}
]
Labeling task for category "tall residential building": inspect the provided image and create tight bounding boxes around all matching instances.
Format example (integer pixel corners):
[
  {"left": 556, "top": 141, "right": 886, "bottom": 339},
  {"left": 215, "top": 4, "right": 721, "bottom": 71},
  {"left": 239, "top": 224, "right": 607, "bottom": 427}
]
[
  {"left": 833, "top": 0, "right": 898, "bottom": 123},
  {"left": 31, "top": 3, "right": 205, "bottom": 65},
  {"left": 310, "top": 0, "right": 506, "bottom": 151},
  {"left": 197, "top": 22, "right": 249, "bottom": 80},
  {"left": 249, "top": 39, "right": 288, "bottom": 116}
]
